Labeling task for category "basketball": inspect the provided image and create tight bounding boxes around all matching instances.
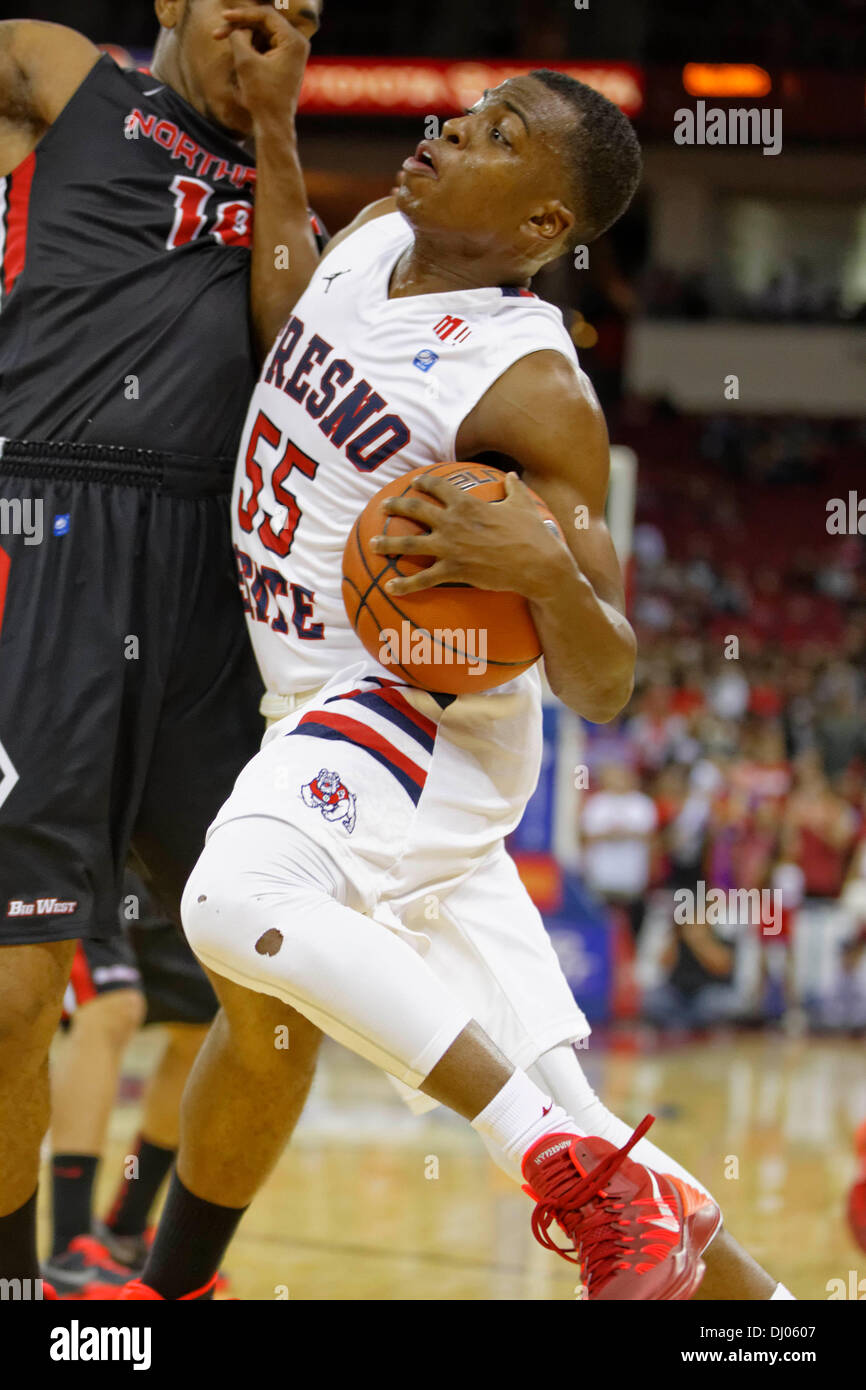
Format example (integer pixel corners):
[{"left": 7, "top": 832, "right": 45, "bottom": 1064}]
[{"left": 342, "top": 462, "right": 564, "bottom": 695}]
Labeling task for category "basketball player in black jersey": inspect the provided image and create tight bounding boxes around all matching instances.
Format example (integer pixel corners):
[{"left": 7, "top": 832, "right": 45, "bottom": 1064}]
[{"left": 0, "top": 2, "right": 324, "bottom": 1296}]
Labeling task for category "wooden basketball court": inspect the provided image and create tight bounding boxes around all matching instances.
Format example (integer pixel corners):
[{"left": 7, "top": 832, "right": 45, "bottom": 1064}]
[{"left": 41, "top": 1031, "right": 865, "bottom": 1300}]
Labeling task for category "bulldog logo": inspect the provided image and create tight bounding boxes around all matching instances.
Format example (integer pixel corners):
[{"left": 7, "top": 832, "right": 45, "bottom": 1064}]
[{"left": 301, "top": 768, "right": 357, "bottom": 834}]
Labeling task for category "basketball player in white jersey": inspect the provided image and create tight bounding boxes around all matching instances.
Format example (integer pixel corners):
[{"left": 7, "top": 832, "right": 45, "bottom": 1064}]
[{"left": 123, "top": 53, "right": 793, "bottom": 1300}]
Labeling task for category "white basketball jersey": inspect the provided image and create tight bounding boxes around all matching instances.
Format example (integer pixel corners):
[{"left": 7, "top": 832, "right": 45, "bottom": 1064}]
[
  {"left": 232, "top": 211, "right": 578, "bottom": 692},
  {"left": 230, "top": 211, "right": 580, "bottom": 836}
]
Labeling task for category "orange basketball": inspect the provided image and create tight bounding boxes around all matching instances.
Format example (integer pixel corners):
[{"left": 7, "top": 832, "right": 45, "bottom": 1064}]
[{"left": 342, "top": 462, "right": 564, "bottom": 695}]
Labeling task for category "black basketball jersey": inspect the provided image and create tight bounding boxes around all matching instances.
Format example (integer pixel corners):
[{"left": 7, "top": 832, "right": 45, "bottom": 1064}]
[{"left": 0, "top": 54, "right": 324, "bottom": 467}]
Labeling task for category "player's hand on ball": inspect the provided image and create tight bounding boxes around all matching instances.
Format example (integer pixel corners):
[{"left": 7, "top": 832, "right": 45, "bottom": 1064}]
[
  {"left": 215, "top": 7, "right": 309, "bottom": 117},
  {"left": 372, "top": 471, "right": 571, "bottom": 599}
]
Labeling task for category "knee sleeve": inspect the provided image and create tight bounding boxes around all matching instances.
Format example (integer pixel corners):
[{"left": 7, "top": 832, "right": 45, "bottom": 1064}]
[{"left": 182, "top": 818, "right": 470, "bottom": 1089}]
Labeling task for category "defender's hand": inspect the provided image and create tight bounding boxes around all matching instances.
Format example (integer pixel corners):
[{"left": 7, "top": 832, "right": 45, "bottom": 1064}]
[
  {"left": 215, "top": 7, "right": 309, "bottom": 118},
  {"left": 371, "top": 471, "right": 572, "bottom": 599}
]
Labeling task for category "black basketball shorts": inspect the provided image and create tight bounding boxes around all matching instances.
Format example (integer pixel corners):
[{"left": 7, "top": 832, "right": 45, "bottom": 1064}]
[
  {"left": 63, "top": 870, "right": 218, "bottom": 1027},
  {"left": 0, "top": 440, "right": 263, "bottom": 946}
]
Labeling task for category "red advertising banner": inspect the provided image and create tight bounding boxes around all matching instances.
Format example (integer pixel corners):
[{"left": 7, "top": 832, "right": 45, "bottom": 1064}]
[
  {"left": 297, "top": 58, "right": 644, "bottom": 117},
  {"left": 108, "top": 49, "right": 643, "bottom": 117}
]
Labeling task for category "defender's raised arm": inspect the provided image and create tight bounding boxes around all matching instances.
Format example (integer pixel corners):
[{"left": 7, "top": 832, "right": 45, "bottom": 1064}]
[
  {"left": 0, "top": 21, "right": 98, "bottom": 173},
  {"left": 204, "top": 4, "right": 321, "bottom": 356}
]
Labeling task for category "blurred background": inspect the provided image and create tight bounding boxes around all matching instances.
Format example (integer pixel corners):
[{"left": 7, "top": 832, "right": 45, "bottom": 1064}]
[
  {"left": 24, "top": 0, "right": 866, "bottom": 1042},
  {"left": 19, "top": 0, "right": 866, "bottom": 1295}
]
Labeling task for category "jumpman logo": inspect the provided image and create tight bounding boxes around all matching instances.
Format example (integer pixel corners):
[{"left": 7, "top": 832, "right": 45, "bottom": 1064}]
[{"left": 323, "top": 269, "right": 351, "bottom": 293}]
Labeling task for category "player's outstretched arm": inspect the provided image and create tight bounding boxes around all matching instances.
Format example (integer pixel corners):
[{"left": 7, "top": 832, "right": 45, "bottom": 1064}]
[
  {"left": 0, "top": 21, "right": 99, "bottom": 174},
  {"left": 373, "top": 350, "right": 636, "bottom": 723}
]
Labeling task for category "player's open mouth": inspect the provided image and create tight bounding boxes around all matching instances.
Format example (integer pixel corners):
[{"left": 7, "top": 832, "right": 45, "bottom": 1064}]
[{"left": 401, "top": 142, "right": 438, "bottom": 178}]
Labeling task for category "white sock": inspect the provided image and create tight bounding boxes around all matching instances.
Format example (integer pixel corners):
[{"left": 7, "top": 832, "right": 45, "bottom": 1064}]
[
  {"left": 471, "top": 1068, "right": 582, "bottom": 1182},
  {"left": 526, "top": 1042, "right": 716, "bottom": 1203},
  {"left": 770, "top": 1283, "right": 796, "bottom": 1300}
]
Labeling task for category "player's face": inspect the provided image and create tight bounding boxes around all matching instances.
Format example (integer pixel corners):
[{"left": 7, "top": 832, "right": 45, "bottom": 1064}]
[
  {"left": 173, "top": 0, "right": 321, "bottom": 137},
  {"left": 395, "top": 77, "right": 577, "bottom": 264}
]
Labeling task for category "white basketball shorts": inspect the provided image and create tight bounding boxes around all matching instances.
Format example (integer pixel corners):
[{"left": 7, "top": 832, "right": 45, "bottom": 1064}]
[{"left": 207, "top": 665, "right": 590, "bottom": 1109}]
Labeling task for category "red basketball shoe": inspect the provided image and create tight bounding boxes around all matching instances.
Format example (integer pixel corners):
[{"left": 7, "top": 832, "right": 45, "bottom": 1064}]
[
  {"left": 522, "top": 1114, "right": 721, "bottom": 1300},
  {"left": 42, "top": 1235, "right": 132, "bottom": 1299},
  {"left": 847, "top": 1119, "right": 866, "bottom": 1253},
  {"left": 117, "top": 1272, "right": 222, "bottom": 1301}
]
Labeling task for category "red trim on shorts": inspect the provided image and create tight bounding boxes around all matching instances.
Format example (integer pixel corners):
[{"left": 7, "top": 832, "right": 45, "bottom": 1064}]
[
  {"left": 2, "top": 151, "right": 36, "bottom": 299},
  {"left": 369, "top": 685, "right": 438, "bottom": 740},
  {"left": 333, "top": 682, "right": 439, "bottom": 741},
  {"left": 297, "top": 709, "right": 427, "bottom": 790},
  {"left": 0, "top": 547, "right": 10, "bottom": 638},
  {"left": 68, "top": 942, "right": 98, "bottom": 1007}
]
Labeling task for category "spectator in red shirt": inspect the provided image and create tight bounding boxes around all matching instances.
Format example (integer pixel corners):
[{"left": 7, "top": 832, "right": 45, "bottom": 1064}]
[{"left": 782, "top": 752, "right": 858, "bottom": 899}]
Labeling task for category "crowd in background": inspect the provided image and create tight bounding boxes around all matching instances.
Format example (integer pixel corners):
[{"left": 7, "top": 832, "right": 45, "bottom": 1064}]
[
  {"left": 643, "top": 262, "right": 866, "bottom": 326},
  {"left": 577, "top": 406, "right": 866, "bottom": 1034}
]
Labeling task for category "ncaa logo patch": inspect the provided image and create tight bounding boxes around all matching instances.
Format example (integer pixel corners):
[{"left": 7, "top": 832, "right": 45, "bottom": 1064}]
[
  {"left": 301, "top": 768, "right": 357, "bottom": 834},
  {"left": 413, "top": 349, "right": 439, "bottom": 373},
  {"left": 53, "top": 514, "right": 70, "bottom": 536}
]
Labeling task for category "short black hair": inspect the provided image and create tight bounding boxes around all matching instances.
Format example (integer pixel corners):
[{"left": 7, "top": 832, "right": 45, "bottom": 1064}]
[{"left": 529, "top": 69, "right": 642, "bottom": 246}]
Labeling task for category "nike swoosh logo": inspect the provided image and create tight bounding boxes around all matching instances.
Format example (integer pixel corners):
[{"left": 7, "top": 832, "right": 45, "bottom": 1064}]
[
  {"left": 542, "top": 1102, "right": 553, "bottom": 1116},
  {"left": 647, "top": 1170, "right": 680, "bottom": 1233}
]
